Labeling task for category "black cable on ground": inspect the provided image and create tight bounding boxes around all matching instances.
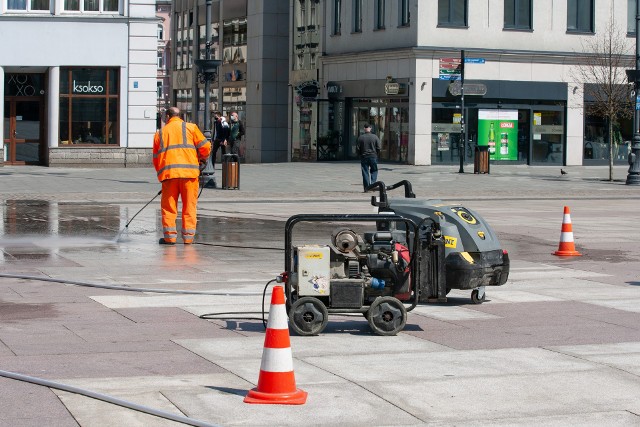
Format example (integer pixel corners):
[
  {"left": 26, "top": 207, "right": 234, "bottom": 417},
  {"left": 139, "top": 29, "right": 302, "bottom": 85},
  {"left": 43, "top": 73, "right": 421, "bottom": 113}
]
[
  {"left": 0, "top": 369, "right": 219, "bottom": 427},
  {"left": 0, "top": 273, "right": 263, "bottom": 296},
  {"left": 199, "top": 278, "right": 277, "bottom": 329},
  {"left": 195, "top": 242, "right": 282, "bottom": 251}
]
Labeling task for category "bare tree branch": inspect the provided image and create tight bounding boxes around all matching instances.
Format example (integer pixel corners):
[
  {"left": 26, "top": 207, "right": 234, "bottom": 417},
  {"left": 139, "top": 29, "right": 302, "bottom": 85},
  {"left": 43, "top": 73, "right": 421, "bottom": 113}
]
[{"left": 571, "top": 18, "right": 634, "bottom": 180}]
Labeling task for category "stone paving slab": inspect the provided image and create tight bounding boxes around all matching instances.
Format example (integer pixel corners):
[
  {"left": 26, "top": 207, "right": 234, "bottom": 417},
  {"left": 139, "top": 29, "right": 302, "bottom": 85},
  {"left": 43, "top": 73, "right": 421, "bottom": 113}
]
[
  {"left": 2, "top": 164, "right": 640, "bottom": 426},
  {"left": 0, "top": 378, "right": 78, "bottom": 427}
]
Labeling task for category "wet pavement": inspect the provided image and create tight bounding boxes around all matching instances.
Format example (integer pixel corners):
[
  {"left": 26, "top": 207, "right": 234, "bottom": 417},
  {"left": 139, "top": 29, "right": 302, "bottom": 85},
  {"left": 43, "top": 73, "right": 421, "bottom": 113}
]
[{"left": 0, "top": 163, "right": 639, "bottom": 426}]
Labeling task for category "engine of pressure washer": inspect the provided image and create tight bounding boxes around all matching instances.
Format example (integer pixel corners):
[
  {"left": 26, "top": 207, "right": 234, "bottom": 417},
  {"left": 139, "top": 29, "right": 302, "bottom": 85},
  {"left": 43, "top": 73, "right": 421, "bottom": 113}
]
[{"left": 289, "top": 228, "right": 412, "bottom": 309}]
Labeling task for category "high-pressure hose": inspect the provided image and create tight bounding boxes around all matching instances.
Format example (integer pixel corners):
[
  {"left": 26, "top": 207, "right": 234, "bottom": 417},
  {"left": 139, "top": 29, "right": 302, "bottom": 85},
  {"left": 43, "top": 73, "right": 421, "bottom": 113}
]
[
  {"left": 0, "top": 273, "right": 280, "bottom": 424},
  {"left": 199, "top": 278, "right": 277, "bottom": 329},
  {"left": 0, "top": 273, "right": 263, "bottom": 296},
  {"left": 0, "top": 369, "right": 219, "bottom": 427}
]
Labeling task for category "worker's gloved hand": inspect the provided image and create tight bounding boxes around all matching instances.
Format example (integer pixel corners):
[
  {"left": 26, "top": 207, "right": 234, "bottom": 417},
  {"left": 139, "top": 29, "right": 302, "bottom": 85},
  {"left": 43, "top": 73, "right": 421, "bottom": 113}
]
[{"left": 199, "top": 160, "right": 207, "bottom": 171}]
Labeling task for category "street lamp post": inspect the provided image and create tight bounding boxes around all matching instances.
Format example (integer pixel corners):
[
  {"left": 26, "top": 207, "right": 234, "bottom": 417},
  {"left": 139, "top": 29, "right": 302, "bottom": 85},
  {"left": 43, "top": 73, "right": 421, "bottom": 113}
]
[
  {"left": 459, "top": 49, "right": 465, "bottom": 174},
  {"left": 194, "top": 0, "right": 220, "bottom": 185},
  {"left": 627, "top": 0, "right": 640, "bottom": 185}
]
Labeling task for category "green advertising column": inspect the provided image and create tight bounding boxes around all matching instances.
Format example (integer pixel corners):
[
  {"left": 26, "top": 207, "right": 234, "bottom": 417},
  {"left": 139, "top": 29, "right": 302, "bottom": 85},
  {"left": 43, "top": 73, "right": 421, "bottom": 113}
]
[{"left": 477, "top": 110, "right": 518, "bottom": 161}]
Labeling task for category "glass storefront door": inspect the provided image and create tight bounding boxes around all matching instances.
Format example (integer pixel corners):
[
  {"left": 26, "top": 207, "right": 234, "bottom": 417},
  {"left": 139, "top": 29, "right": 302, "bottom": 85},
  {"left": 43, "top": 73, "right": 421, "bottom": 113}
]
[
  {"left": 349, "top": 98, "right": 409, "bottom": 162},
  {"left": 3, "top": 99, "right": 42, "bottom": 164},
  {"left": 531, "top": 109, "right": 564, "bottom": 164}
]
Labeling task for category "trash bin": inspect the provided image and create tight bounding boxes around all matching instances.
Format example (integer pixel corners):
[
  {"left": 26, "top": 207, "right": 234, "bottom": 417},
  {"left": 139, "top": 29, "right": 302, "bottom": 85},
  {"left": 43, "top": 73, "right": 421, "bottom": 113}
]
[
  {"left": 474, "top": 145, "right": 490, "bottom": 174},
  {"left": 222, "top": 154, "right": 240, "bottom": 189}
]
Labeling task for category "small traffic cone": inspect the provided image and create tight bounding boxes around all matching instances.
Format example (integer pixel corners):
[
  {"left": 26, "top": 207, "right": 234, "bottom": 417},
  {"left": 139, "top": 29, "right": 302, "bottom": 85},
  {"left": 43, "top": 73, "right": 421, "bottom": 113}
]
[
  {"left": 244, "top": 285, "right": 307, "bottom": 405},
  {"left": 553, "top": 206, "right": 582, "bottom": 257}
]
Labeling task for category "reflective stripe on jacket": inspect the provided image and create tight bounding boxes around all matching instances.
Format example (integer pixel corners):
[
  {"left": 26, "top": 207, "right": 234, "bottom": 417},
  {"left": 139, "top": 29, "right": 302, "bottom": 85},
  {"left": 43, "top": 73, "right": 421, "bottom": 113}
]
[{"left": 153, "top": 117, "right": 211, "bottom": 181}]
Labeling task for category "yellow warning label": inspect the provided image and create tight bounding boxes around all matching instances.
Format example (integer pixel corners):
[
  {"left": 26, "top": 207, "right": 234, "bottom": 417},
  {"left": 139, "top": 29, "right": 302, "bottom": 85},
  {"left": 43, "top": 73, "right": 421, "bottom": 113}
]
[
  {"left": 444, "top": 236, "right": 457, "bottom": 248},
  {"left": 304, "top": 252, "right": 324, "bottom": 259},
  {"left": 460, "top": 252, "right": 475, "bottom": 264}
]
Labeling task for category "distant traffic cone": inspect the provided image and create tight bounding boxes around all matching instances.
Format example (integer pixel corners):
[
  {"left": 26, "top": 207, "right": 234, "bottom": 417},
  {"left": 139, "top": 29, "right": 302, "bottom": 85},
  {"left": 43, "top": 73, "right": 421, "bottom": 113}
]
[
  {"left": 244, "top": 285, "right": 307, "bottom": 405},
  {"left": 553, "top": 206, "right": 582, "bottom": 257}
]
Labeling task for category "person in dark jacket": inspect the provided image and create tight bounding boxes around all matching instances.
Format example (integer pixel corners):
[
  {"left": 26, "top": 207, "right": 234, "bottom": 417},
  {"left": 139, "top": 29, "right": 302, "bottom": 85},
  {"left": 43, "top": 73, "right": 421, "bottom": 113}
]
[
  {"left": 356, "top": 123, "right": 381, "bottom": 192},
  {"left": 211, "top": 111, "right": 230, "bottom": 169},
  {"left": 228, "top": 111, "right": 244, "bottom": 155}
]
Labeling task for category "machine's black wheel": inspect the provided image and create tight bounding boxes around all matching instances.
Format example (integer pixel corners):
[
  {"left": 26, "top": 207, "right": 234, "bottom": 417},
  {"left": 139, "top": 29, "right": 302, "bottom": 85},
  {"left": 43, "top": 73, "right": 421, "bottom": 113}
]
[
  {"left": 366, "top": 296, "right": 407, "bottom": 336},
  {"left": 471, "top": 289, "right": 486, "bottom": 304},
  {"left": 289, "top": 297, "right": 328, "bottom": 336}
]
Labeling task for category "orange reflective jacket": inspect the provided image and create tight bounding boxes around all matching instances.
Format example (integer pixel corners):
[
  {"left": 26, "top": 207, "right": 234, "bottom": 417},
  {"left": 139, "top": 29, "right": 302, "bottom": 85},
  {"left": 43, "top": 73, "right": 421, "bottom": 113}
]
[{"left": 153, "top": 117, "right": 211, "bottom": 181}]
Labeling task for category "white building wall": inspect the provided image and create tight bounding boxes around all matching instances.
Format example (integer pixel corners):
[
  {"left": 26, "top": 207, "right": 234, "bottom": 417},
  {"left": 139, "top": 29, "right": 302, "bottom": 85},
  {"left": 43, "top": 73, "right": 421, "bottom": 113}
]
[
  {"left": 417, "top": 0, "right": 628, "bottom": 54},
  {"left": 127, "top": 0, "right": 159, "bottom": 149},
  {"left": 0, "top": 7, "right": 157, "bottom": 160},
  {"left": 0, "top": 21, "right": 129, "bottom": 66},
  {"left": 414, "top": 58, "right": 432, "bottom": 166},
  {"left": 320, "top": 0, "right": 634, "bottom": 166},
  {"left": 48, "top": 67, "right": 60, "bottom": 149},
  {"left": 325, "top": 0, "right": 417, "bottom": 55}
]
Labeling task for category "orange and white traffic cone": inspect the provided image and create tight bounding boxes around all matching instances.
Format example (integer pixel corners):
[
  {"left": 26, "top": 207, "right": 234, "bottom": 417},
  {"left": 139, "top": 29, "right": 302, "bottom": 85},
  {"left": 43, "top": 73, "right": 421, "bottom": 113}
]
[
  {"left": 244, "top": 285, "right": 307, "bottom": 405},
  {"left": 553, "top": 206, "right": 582, "bottom": 257}
]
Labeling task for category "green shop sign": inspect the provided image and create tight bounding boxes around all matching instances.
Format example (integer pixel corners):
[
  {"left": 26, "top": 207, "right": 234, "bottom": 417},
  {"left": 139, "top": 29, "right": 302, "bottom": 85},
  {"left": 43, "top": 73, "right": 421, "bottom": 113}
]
[{"left": 477, "top": 109, "right": 518, "bottom": 161}]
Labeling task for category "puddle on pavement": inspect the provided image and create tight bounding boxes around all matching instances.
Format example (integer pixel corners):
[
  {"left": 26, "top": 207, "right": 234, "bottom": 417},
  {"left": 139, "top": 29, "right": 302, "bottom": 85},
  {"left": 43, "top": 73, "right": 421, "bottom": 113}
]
[
  {"left": 0, "top": 199, "right": 393, "bottom": 255},
  {"left": 0, "top": 301, "right": 57, "bottom": 321}
]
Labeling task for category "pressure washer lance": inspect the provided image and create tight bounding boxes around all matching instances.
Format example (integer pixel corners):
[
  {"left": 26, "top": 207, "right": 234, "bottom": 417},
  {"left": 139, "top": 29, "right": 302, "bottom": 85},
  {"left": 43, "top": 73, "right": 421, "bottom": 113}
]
[{"left": 114, "top": 189, "right": 162, "bottom": 242}]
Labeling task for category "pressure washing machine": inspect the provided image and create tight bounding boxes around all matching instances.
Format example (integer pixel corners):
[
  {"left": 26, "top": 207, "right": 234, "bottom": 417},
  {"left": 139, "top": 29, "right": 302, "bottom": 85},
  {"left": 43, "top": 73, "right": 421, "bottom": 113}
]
[
  {"left": 282, "top": 180, "right": 509, "bottom": 336},
  {"left": 370, "top": 180, "right": 510, "bottom": 304}
]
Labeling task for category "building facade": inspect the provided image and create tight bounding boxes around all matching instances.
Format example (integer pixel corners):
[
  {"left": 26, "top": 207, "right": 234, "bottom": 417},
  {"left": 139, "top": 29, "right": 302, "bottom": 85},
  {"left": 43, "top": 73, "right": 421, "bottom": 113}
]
[
  {"left": 291, "top": 0, "right": 636, "bottom": 166},
  {"left": 0, "top": 0, "right": 158, "bottom": 167},
  {"left": 171, "top": 0, "right": 289, "bottom": 163}
]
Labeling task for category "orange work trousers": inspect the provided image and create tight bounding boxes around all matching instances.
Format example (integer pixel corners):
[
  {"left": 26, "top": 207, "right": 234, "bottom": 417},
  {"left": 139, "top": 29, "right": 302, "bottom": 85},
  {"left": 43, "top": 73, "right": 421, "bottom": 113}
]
[{"left": 160, "top": 177, "right": 199, "bottom": 244}]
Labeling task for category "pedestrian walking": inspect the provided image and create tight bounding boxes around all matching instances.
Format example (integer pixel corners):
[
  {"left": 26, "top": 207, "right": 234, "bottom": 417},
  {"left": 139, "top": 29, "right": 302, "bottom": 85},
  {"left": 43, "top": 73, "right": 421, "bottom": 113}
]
[
  {"left": 356, "top": 123, "right": 381, "bottom": 191},
  {"left": 228, "top": 111, "right": 244, "bottom": 156},
  {"left": 211, "top": 111, "right": 230, "bottom": 169},
  {"left": 153, "top": 107, "right": 211, "bottom": 245}
]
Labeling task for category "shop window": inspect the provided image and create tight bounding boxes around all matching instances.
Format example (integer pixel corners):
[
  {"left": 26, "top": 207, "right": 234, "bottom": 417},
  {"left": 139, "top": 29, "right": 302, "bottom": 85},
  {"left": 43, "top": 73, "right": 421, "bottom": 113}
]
[
  {"left": 567, "top": 0, "right": 593, "bottom": 33},
  {"left": 59, "top": 67, "right": 119, "bottom": 146},
  {"left": 431, "top": 107, "right": 463, "bottom": 164},
  {"left": 504, "top": 0, "right": 531, "bottom": 30},
  {"left": 438, "top": 0, "right": 467, "bottom": 27},
  {"left": 350, "top": 99, "right": 409, "bottom": 162},
  {"left": 584, "top": 109, "right": 632, "bottom": 163}
]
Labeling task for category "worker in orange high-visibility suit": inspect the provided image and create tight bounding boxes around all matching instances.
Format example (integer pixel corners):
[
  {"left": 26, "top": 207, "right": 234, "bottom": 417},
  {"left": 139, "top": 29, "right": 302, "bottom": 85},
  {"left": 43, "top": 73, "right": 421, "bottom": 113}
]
[{"left": 153, "top": 107, "right": 211, "bottom": 245}]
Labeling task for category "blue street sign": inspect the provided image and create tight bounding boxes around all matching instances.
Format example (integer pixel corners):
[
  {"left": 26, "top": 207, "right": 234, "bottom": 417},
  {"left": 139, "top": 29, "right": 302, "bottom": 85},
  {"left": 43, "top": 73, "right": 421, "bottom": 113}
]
[
  {"left": 636, "top": 96, "right": 640, "bottom": 110},
  {"left": 465, "top": 58, "right": 485, "bottom": 64}
]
